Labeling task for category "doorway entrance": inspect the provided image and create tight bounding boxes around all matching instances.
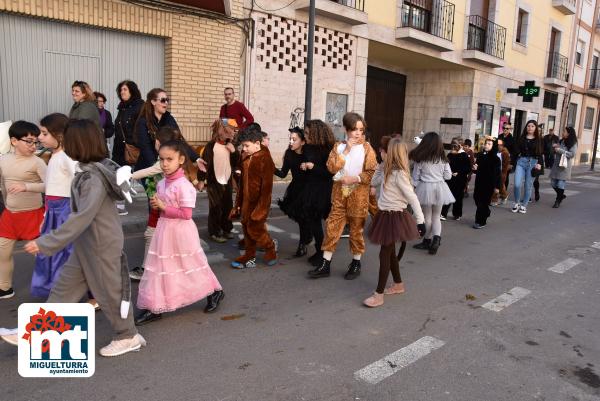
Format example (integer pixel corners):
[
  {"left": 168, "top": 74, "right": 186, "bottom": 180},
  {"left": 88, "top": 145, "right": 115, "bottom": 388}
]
[{"left": 364, "top": 66, "right": 407, "bottom": 150}]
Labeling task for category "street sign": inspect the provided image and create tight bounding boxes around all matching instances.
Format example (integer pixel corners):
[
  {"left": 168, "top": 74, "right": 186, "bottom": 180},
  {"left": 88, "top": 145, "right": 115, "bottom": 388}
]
[{"left": 506, "top": 80, "right": 540, "bottom": 102}]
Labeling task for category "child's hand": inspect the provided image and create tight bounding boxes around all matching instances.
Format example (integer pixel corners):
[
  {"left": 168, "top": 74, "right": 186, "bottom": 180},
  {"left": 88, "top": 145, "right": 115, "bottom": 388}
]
[
  {"left": 494, "top": 188, "right": 500, "bottom": 194},
  {"left": 452, "top": 172, "right": 458, "bottom": 176},
  {"left": 24, "top": 241, "right": 39, "bottom": 255},
  {"left": 304, "top": 162, "right": 314, "bottom": 170},
  {"left": 472, "top": 164, "right": 478, "bottom": 171},
  {"left": 370, "top": 187, "right": 377, "bottom": 196},
  {"left": 228, "top": 207, "right": 240, "bottom": 220},
  {"left": 343, "top": 138, "right": 357, "bottom": 154},
  {"left": 196, "top": 158, "right": 208, "bottom": 173},
  {"left": 150, "top": 195, "right": 166, "bottom": 211},
  {"left": 8, "top": 183, "right": 27, "bottom": 194},
  {"left": 417, "top": 224, "right": 426, "bottom": 237},
  {"left": 196, "top": 181, "right": 205, "bottom": 191},
  {"left": 340, "top": 176, "right": 358, "bottom": 185},
  {"left": 535, "top": 164, "right": 541, "bottom": 170},
  {"left": 300, "top": 162, "right": 307, "bottom": 171}
]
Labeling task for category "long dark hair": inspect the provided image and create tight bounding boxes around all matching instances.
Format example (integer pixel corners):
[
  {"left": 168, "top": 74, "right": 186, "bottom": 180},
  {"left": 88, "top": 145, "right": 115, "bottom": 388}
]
[
  {"left": 519, "top": 120, "right": 543, "bottom": 154},
  {"left": 137, "top": 88, "right": 166, "bottom": 141},
  {"left": 305, "top": 119, "right": 335, "bottom": 152},
  {"left": 562, "top": 126, "right": 578, "bottom": 149},
  {"left": 116, "top": 80, "right": 142, "bottom": 102},
  {"left": 409, "top": 132, "right": 448, "bottom": 163}
]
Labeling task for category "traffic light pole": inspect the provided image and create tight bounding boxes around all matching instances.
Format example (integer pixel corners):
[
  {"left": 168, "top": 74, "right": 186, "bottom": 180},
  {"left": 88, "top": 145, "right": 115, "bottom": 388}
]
[{"left": 304, "top": 0, "right": 315, "bottom": 124}]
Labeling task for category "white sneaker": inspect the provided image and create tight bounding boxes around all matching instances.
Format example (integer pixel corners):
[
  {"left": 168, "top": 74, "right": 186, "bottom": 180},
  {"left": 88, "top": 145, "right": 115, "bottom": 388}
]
[
  {"left": 0, "top": 331, "right": 18, "bottom": 346},
  {"left": 518, "top": 205, "right": 527, "bottom": 214},
  {"left": 440, "top": 215, "right": 447, "bottom": 221},
  {"left": 511, "top": 203, "right": 520, "bottom": 213},
  {"left": 99, "top": 333, "right": 146, "bottom": 357}
]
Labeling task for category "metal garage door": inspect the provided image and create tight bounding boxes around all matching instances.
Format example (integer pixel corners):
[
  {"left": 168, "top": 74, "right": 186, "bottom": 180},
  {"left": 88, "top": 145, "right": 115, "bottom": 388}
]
[{"left": 0, "top": 13, "right": 164, "bottom": 122}]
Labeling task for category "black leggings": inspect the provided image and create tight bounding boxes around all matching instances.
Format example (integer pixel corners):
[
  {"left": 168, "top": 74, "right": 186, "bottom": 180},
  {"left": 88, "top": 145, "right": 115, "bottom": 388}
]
[
  {"left": 306, "top": 217, "right": 324, "bottom": 253},
  {"left": 376, "top": 242, "right": 404, "bottom": 294},
  {"left": 298, "top": 219, "right": 313, "bottom": 245}
]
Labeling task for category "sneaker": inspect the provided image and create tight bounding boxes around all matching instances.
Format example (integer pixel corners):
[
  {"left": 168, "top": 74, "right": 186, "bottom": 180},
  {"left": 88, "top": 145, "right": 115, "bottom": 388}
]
[
  {"left": 518, "top": 205, "right": 527, "bottom": 214},
  {"left": 363, "top": 292, "right": 384, "bottom": 308},
  {"left": 454, "top": 216, "right": 462, "bottom": 221},
  {"left": 511, "top": 203, "right": 520, "bottom": 213},
  {"left": 129, "top": 267, "right": 144, "bottom": 281},
  {"left": 0, "top": 288, "right": 15, "bottom": 299},
  {"left": 210, "top": 234, "right": 227, "bottom": 244},
  {"left": 224, "top": 231, "right": 235, "bottom": 239},
  {"left": 501, "top": 198, "right": 508, "bottom": 205},
  {"left": 99, "top": 334, "right": 146, "bottom": 357},
  {"left": 440, "top": 215, "right": 447, "bottom": 221},
  {"left": 231, "top": 257, "right": 256, "bottom": 269},
  {"left": 472, "top": 223, "right": 486, "bottom": 229},
  {"left": 0, "top": 331, "right": 18, "bottom": 346},
  {"left": 272, "top": 238, "right": 279, "bottom": 252},
  {"left": 116, "top": 205, "right": 128, "bottom": 216},
  {"left": 383, "top": 282, "right": 405, "bottom": 295}
]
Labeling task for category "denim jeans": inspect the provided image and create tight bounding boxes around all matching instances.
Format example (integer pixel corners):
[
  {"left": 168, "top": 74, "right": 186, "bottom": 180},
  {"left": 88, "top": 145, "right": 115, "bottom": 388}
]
[
  {"left": 551, "top": 178, "right": 566, "bottom": 190},
  {"left": 513, "top": 157, "right": 537, "bottom": 205}
]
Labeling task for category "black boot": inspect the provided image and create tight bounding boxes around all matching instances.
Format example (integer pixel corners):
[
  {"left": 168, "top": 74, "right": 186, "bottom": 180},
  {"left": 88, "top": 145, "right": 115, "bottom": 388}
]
[
  {"left": 308, "top": 251, "right": 323, "bottom": 267},
  {"left": 308, "top": 258, "right": 330, "bottom": 278},
  {"left": 294, "top": 242, "right": 308, "bottom": 258},
  {"left": 413, "top": 238, "right": 431, "bottom": 250},
  {"left": 553, "top": 189, "right": 564, "bottom": 208},
  {"left": 135, "top": 310, "right": 162, "bottom": 326},
  {"left": 344, "top": 259, "right": 361, "bottom": 280},
  {"left": 204, "top": 290, "right": 225, "bottom": 313},
  {"left": 429, "top": 235, "right": 441, "bottom": 255}
]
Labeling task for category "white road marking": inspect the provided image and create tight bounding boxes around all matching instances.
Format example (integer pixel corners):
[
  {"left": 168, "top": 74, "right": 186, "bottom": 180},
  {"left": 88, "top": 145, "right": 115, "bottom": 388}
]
[
  {"left": 354, "top": 336, "right": 445, "bottom": 385},
  {"left": 290, "top": 233, "right": 300, "bottom": 240},
  {"left": 266, "top": 224, "right": 285, "bottom": 233},
  {"left": 591, "top": 242, "right": 600, "bottom": 250},
  {"left": 481, "top": 287, "right": 531, "bottom": 312},
  {"left": 548, "top": 258, "right": 582, "bottom": 274},
  {"left": 577, "top": 175, "right": 600, "bottom": 181}
]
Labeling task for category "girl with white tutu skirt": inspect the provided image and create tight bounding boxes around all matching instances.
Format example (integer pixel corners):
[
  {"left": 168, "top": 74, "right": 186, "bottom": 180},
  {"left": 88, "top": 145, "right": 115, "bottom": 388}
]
[{"left": 409, "top": 132, "right": 455, "bottom": 255}]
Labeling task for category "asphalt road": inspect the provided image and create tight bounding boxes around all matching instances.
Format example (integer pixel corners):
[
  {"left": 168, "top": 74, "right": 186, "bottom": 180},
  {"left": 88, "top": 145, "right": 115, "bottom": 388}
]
[{"left": 1, "top": 172, "right": 599, "bottom": 401}]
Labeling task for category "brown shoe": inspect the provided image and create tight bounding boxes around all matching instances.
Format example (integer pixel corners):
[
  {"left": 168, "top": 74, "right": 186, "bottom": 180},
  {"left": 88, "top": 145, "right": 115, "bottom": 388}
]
[
  {"left": 363, "top": 292, "right": 384, "bottom": 308},
  {"left": 383, "top": 282, "right": 405, "bottom": 295}
]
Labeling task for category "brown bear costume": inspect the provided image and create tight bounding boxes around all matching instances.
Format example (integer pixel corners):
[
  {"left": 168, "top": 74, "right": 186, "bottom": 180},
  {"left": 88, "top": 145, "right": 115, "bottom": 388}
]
[
  {"left": 321, "top": 140, "right": 377, "bottom": 256},
  {"left": 233, "top": 145, "right": 276, "bottom": 263}
]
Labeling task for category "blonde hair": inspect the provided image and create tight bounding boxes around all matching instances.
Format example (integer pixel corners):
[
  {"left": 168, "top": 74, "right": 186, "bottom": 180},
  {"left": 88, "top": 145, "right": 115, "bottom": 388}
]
[{"left": 383, "top": 138, "right": 411, "bottom": 187}]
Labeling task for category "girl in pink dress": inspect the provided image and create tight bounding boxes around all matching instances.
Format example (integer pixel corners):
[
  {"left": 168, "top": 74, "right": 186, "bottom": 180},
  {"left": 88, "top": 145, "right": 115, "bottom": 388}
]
[{"left": 135, "top": 140, "right": 224, "bottom": 325}]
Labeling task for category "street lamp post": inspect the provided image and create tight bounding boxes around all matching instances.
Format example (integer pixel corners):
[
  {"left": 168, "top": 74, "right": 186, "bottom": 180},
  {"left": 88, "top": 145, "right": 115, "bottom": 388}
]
[{"left": 304, "top": 0, "right": 316, "bottom": 125}]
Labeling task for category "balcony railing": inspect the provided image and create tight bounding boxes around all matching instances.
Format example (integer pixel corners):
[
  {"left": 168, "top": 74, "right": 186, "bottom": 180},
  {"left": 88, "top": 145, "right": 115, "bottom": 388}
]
[
  {"left": 590, "top": 68, "right": 600, "bottom": 90},
  {"left": 466, "top": 15, "right": 506, "bottom": 59},
  {"left": 331, "top": 0, "right": 365, "bottom": 12},
  {"left": 547, "top": 52, "right": 569, "bottom": 82},
  {"left": 401, "top": 0, "right": 455, "bottom": 42}
]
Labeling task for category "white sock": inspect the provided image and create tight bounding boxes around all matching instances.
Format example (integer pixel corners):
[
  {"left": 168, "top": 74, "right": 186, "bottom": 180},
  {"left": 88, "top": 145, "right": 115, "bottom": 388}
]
[
  {"left": 353, "top": 254, "right": 361, "bottom": 261},
  {"left": 323, "top": 251, "right": 333, "bottom": 261}
]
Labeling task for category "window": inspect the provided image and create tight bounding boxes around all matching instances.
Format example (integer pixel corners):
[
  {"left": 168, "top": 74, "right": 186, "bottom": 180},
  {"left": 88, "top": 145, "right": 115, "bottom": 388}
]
[
  {"left": 515, "top": 9, "right": 529, "bottom": 45},
  {"left": 475, "top": 103, "right": 494, "bottom": 150},
  {"left": 584, "top": 107, "right": 595, "bottom": 130},
  {"left": 576, "top": 40, "right": 585, "bottom": 66},
  {"left": 543, "top": 90, "right": 558, "bottom": 110},
  {"left": 567, "top": 103, "right": 578, "bottom": 127}
]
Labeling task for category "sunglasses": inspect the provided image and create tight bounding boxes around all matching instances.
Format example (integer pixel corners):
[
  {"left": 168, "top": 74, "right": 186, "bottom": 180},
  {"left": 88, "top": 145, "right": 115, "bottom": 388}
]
[
  {"left": 19, "top": 139, "right": 40, "bottom": 146},
  {"left": 157, "top": 97, "right": 170, "bottom": 104},
  {"left": 503, "top": 127, "right": 512, "bottom": 130}
]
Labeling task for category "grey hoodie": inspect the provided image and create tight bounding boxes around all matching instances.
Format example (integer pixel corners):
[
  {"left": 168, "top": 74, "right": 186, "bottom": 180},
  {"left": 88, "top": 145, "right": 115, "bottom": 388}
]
[{"left": 37, "top": 159, "right": 131, "bottom": 306}]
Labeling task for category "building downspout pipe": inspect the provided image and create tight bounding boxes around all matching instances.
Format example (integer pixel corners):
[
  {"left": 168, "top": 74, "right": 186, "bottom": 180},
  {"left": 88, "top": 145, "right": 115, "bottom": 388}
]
[{"left": 304, "top": 0, "right": 316, "bottom": 123}]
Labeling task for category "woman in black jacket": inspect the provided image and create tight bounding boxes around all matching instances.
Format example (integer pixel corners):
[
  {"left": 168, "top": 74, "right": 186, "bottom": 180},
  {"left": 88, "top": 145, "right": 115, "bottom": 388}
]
[
  {"left": 473, "top": 136, "right": 501, "bottom": 229},
  {"left": 113, "top": 80, "right": 144, "bottom": 167},
  {"left": 441, "top": 137, "right": 472, "bottom": 220}
]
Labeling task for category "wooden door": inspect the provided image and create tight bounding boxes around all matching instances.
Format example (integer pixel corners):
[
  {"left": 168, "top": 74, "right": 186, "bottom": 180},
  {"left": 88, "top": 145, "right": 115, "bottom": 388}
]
[{"left": 364, "top": 66, "right": 407, "bottom": 150}]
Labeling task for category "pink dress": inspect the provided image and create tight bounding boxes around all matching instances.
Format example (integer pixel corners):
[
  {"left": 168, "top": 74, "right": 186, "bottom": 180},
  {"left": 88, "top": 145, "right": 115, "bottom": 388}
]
[{"left": 137, "top": 170, "right": 222, "bottom": 313}]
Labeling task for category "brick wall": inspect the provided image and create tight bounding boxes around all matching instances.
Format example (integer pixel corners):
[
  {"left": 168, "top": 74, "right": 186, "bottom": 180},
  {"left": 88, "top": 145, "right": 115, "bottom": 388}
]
[{"left": 0, "top": 0, "right": 246, "bottom": 143}]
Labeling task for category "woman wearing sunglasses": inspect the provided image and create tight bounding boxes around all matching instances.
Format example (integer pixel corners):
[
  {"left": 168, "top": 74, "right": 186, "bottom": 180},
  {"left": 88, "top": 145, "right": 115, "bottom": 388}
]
[{"left": 69, "top": 81, "right": 101, "bottom": 128}]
